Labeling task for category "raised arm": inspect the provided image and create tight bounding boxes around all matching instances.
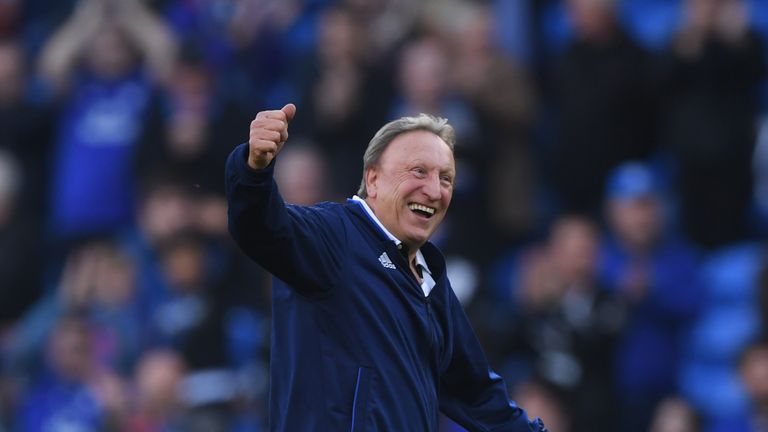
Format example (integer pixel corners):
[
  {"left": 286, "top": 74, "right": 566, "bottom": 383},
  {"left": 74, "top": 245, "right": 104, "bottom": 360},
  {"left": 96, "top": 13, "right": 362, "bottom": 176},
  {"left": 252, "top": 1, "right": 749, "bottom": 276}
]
[
  {"left": 37, "top": 0, "right": 106, "bottom": 91},
  {"left": 111, "top": 0, "right": 178, "bottom": 83},
  {"left": 38, "top": 0, "right": 178, "bottom": 92},
  {"left": 225, "top": 104, "right": 345, "bottom": 293}
]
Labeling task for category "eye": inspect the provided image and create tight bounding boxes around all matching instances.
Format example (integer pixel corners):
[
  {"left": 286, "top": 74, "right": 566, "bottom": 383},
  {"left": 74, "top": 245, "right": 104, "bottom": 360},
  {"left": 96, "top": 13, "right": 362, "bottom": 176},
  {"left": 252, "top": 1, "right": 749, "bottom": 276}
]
[
  {"left": 412, "top": 167, "right": 427, "bottom": 177},
  {"left": 440, "top": 175, "right": 454, "bottom": 186}
]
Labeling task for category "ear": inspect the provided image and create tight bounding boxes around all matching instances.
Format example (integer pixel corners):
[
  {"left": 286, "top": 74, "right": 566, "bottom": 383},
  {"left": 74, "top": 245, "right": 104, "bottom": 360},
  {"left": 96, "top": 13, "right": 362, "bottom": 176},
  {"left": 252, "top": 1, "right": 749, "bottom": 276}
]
[{"left": 365, "top": 167, "right": 378, "bottom": 198}]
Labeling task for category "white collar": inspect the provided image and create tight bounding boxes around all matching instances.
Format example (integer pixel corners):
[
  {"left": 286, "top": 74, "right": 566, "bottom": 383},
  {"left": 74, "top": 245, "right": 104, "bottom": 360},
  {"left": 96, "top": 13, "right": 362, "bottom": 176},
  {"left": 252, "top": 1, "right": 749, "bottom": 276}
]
[{"left": 351, "top": 195, "right": 432, "bottom": 276}]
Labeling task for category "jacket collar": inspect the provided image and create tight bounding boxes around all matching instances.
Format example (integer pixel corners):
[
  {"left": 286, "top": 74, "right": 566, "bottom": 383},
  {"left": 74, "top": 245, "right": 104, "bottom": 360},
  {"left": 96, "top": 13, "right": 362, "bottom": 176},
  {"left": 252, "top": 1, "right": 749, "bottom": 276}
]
[{"left": 346, "top": 197, "right": 444, "bottom": 279}]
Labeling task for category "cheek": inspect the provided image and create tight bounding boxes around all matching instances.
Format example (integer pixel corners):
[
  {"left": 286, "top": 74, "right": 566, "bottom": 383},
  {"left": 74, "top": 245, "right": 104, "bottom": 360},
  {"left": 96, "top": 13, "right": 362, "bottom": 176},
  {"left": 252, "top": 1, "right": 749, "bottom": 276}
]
[
  {"left": 442, "top": 189, "right": 453, "bottom": 208},
  {"left": 395, "top": 179, "right": 421, "bottom": 198}
]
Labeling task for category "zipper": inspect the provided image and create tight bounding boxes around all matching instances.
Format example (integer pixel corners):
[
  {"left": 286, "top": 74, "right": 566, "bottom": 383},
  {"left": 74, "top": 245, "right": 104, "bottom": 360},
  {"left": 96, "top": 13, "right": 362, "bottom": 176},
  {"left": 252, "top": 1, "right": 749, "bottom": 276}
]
[
  {"left": 424, "top": 296, "right": 433, "bottom": 339},
  {"left": 390, "top": 244, "right": 438, "bottom": 353}
]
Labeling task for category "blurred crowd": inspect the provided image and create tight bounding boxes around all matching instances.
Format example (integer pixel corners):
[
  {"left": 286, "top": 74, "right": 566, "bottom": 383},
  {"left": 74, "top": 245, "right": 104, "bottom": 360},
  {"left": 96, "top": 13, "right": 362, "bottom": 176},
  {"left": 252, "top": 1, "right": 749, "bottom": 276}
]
[{"left": 0, "top": 0, "right": 767, "bottom": 431}]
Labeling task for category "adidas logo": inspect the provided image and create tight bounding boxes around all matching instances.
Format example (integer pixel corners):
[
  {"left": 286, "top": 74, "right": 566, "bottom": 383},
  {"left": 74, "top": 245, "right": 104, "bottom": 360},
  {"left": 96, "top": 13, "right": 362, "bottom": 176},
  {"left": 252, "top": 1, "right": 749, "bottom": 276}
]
[{"left": 378, "top": 252, "right": 396, "bottom": 269}]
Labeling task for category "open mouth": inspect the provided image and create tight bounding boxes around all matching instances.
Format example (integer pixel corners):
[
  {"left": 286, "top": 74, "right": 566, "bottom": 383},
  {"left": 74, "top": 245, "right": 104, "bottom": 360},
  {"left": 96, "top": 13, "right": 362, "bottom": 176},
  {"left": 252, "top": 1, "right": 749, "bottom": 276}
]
[{"left": 408, "top": 203, "right": 436, "bottom": 219}]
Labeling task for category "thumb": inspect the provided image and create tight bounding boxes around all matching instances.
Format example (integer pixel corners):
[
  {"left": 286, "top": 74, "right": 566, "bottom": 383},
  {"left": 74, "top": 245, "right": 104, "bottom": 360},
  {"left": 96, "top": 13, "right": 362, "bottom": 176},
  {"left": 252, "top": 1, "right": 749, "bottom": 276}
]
[{"left": 281, "top": 103, "right": 297, "bottom": 123}]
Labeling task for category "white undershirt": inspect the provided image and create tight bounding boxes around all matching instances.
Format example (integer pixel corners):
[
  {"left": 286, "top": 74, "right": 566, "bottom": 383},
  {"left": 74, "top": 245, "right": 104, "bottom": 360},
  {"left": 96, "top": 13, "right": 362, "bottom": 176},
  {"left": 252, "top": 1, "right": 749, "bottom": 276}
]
[{"left": 352, "top": 196, "right": 436, "bottom": 296}]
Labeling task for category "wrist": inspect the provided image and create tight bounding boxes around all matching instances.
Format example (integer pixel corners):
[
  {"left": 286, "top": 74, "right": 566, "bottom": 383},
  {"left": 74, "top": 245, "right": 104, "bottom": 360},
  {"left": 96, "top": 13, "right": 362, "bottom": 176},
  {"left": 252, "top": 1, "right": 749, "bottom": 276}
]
[{"left": 247, "top": 155, "right": 269, "bottom": 170}]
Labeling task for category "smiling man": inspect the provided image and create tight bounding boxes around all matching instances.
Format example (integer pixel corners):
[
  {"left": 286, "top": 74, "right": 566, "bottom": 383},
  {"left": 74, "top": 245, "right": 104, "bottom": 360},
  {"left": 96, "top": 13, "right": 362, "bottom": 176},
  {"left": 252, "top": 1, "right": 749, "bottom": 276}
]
[{"left": 225, "top": 104, "right": 546, "bottom": 431}]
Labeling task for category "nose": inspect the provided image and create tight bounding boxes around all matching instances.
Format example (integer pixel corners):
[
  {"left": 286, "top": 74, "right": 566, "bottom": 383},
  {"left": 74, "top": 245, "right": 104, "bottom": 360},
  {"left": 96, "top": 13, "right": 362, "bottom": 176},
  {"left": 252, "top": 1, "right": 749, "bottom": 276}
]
[{"left": 423, "top": 173, "right": 442, "bottom": 201}]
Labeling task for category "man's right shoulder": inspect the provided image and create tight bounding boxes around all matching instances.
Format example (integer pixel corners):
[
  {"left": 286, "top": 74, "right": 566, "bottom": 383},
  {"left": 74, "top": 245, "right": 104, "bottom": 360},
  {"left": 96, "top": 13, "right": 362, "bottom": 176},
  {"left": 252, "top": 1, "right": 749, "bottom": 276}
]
[
  {"left": 292, "top": 200, "right": 370, "bottom": 235},
  {"left": 285, "top": 200, "right": 351, "bottom": 228}
]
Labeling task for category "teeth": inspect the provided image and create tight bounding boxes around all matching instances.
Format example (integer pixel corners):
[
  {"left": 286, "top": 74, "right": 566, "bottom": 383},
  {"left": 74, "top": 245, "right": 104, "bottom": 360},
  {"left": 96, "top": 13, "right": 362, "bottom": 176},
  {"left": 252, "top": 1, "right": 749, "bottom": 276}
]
[{"left": 408, "top": 203, "right": 435, "bottom": 215}]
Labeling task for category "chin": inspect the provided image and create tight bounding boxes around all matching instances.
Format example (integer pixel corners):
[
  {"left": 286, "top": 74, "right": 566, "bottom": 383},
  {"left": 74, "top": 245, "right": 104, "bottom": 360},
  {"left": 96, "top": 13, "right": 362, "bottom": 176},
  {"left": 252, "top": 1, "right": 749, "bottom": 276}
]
[{"left": 404, "top": 231, "right": 431, "bottom": 248}]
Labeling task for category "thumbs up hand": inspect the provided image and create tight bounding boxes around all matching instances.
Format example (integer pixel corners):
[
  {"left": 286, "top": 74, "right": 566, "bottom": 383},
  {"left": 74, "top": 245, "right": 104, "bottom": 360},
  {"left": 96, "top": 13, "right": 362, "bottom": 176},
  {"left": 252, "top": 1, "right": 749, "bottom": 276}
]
[{"left": 247, "top": 103, "right": 297, "bottom": 170}]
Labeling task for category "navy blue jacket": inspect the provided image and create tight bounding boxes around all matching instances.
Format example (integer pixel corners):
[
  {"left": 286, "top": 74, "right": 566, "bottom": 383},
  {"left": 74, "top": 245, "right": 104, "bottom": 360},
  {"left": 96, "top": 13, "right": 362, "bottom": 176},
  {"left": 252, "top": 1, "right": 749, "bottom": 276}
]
[{"left": 226, "top": 143, "right": 546, "bottom": 432}]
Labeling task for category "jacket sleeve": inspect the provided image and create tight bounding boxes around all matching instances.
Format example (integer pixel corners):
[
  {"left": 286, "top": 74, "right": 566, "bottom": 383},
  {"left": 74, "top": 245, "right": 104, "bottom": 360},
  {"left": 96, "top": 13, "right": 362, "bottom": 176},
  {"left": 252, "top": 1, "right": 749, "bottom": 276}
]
[
  {"left": 225, "top": 143, "right": 345, "bottom": 292},
  {"left": 439, "top": 289, "right": 547, "bottom": 432}
]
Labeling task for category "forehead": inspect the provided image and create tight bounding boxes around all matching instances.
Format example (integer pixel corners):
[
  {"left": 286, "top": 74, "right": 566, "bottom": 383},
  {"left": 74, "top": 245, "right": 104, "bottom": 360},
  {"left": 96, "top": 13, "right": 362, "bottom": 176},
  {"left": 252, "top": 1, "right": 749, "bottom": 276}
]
[{"left": 379, "top": 130, "right": 455, "bottom": 169}]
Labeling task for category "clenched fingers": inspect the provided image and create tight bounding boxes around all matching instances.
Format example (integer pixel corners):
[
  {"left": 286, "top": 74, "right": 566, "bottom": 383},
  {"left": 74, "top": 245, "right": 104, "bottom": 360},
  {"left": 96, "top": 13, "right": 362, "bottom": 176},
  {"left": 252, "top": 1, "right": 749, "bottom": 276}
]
[
  {"left": 253, "top": 117, "right": 289, "bottom": 142},
  {"left": 247, "top": 104, "right": 297, "bottom": 169}
]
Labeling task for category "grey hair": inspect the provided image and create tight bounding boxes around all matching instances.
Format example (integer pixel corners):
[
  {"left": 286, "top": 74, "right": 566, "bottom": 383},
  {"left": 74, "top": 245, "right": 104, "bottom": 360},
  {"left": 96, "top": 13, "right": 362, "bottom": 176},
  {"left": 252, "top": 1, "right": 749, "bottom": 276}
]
[{"left": 357, "top": 113, "right": 455, "bottom": 197}]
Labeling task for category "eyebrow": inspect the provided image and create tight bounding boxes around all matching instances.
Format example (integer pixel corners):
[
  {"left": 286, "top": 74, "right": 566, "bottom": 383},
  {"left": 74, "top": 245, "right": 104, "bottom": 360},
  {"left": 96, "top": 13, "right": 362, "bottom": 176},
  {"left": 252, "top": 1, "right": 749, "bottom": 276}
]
[{"left": 404, "top": 159, "right": 455, "bottom": 175}]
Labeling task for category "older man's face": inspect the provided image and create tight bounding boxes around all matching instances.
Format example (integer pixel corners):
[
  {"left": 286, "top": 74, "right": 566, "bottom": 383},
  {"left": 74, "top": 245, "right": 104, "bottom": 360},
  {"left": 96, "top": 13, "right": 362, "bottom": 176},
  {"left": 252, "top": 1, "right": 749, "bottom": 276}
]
[{"left": 366, "top": 130, "right": 455, "bottom": 251}]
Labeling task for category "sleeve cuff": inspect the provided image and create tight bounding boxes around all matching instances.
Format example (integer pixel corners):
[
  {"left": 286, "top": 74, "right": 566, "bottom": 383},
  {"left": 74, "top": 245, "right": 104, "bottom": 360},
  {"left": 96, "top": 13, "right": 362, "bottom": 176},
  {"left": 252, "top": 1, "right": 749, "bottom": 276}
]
[{"left": 232, "top": 142, "right": 276, "bottom": 186}]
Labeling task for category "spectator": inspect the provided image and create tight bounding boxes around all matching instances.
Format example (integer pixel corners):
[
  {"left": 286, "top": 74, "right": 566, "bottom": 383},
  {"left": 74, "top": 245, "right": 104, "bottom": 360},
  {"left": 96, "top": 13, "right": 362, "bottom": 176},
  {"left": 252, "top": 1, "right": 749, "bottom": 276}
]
[
  {"left": 506, "top": 215, "right": 626, "bottom": 431},
  {"left": 0, "top": 150, "right": 43, "bottom": 327},
  {"left": 124, "top": 349, "right": 185, "bottom": 432},
  {"left": 135, "top": 44, "right": 249, "bottom": 198},
  {"left": 38, "top": 0, "right": 176, "bottom": 243},
  {"left": 4, "top": 239, "right": 140, "bottom": 379},
  {"left": 442, "top": 2, "right": 539, "bottom": 243},
  {"left": 162, "top": 0, "right": 327, "bottom": 110},
  {"left": 143, "top": 230, "right": 250, "bottom": 430},
  {"left": 129, "top": 172, "right": 263, "bottom": 336},
  {"left": 145, "top": 231, "right": 219, "bottom": 350},
  {"left": 15, "top": 313, "right": 128, "bottom": 431},
  {"left": 133, "top": 44, "right": 249, "bottom": 253},
  {"left": 659, "top": 0, "right": 766, "bottom": 249},
  {"left": 133, "top": 173, "right": 197, "bottom": 251},
  {"left": 598, "top": 161, "right": 702, "bottom": 432},
  {"left": 0, "top": 39, "right": 50, "bottom": 337},
  {"left": 547, "top": 0, "right": 658, "bottom": 216},
  {"left": 0, "top": 38, "right": 53, "bottom": 220},
  {"left": 292, "top": 4, "right": 392, "bottom": 196},
  {"left": 84, "top": 240, "right": 143, "bottom": 374},
  {"left": 132, "top": 171, "right": 267, "bottom": 333},
  {"left": 393, "top": 34, "right": 477, "bottom": 141},
  {"left": 0, "top": 39, "right": 50, "bottom": 331}
]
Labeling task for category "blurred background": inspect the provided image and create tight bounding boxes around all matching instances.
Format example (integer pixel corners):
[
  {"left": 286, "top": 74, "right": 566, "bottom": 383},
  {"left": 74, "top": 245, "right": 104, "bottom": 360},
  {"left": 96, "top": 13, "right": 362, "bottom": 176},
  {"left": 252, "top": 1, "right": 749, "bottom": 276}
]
[{"left": 0, "top": 0, "right": 767, "bottom": 430}]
